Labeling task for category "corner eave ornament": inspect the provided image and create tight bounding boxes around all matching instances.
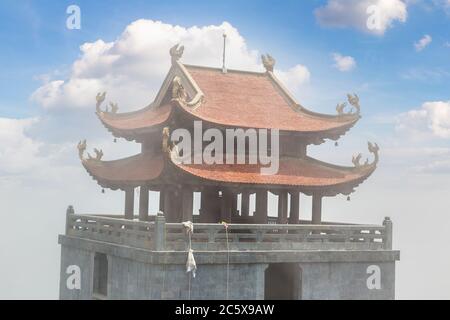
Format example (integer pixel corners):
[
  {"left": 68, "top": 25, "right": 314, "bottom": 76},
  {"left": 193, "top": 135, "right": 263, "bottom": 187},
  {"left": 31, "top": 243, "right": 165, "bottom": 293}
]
[
  {"left": 77, "top": 139, "right": 103, "bottom": 162},
  {"left": 352, "top": 142, "right": 379, "bottom": 169},
  {"left": 336, "top": 93, "right": 361, "bottom": 116},
  {"left": 261, "top": 54, "right": 275, "bottom": 72},
  {"left": 77, "top": 139, "right": 87, "bottom": 160},
  {"left": 96, "top": 92, "right": 106, "bottom": 114}
]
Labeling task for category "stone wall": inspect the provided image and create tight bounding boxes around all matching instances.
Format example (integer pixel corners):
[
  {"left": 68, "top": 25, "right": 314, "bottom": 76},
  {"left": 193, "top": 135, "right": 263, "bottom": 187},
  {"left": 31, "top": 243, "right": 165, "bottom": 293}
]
[{"left": 59, "top": 235, "right": 398, "bottom": 300}]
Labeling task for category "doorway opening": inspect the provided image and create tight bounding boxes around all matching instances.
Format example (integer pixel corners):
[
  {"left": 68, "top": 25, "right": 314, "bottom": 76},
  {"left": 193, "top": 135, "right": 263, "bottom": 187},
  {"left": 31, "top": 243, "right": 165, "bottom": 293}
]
[
  {"left": 93, "top": 252, "right": 108, "bottom": 298},
  {"left": 264, "top": 263, "right": 301, "bottom": 300}
]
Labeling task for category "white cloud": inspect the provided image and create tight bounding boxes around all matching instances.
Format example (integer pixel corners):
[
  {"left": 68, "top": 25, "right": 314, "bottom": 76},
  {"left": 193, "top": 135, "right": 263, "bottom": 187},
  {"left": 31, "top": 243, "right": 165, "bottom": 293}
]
[
  {"left": 414, "top": 34, "right": 432, "bottom": 51},
  {"left": 274, "top": 65, "right": 311, "bottom": 90},
  {"left": 332, "top": 53, "right": 356, "bottom": 72},
  {"left": 396, "top": 101, "right": 450, "bottom": 139},
  {"left": 315, "top": 0, "right": 408, "bottom": 35},
  {"left": 30, "top": 20, "right": 310, "bottom": 112},
  {"left": 0, "top": 117, "right": 42, "bottom": 175}
]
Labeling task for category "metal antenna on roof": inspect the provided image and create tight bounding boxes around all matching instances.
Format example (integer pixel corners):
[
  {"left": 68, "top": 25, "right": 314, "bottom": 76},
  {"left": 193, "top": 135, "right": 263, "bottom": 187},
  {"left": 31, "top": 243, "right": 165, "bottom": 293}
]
[{"left": 222, "top": 33, "right": 227, "bottom": 73}]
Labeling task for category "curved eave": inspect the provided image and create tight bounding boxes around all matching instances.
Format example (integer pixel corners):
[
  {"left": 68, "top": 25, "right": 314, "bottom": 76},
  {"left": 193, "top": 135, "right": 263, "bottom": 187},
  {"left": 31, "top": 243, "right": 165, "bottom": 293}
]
[
  {"left": 81, "top": 148, "right": 376, "bottom": 197},
  {"left": 170, "top": 154, "right": 376, "bottom": 197},
  {"left": 96, "top": 103, "right": 173, "bottom": 142},
  {"left": 82, "top": 153, "right": 166, "bottom": 190}
]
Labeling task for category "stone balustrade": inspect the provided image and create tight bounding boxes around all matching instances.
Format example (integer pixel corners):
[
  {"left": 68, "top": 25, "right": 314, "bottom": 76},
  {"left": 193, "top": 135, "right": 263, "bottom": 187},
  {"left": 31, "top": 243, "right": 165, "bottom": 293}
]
[{"left": 65, "top": 211, "right": 392, "bottom": 252}]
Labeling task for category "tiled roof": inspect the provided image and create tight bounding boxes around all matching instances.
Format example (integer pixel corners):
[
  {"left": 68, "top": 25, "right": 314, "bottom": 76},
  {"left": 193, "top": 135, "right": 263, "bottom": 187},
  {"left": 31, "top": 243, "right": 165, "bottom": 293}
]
[
  {"left": 82, "top": 152, "right": 374, "bottom": 194},
  {"left": 97, "top": 103, "right": 172, "bottom": 140},
  {"left": 95, "top": 64, "right": 359, "bottom": 142},
  {"left": 173, "top": 155, "right": 374, "bottom": 191},
  {"left": 182, "top": 66, "right": 358, "bottom": 132},
  {"left": 82, "top": 153, "right": 165, "bottom": 189}
]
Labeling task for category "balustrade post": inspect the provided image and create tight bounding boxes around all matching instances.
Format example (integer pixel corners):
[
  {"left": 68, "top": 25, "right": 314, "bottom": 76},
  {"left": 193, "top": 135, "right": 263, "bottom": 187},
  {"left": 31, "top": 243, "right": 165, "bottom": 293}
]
[
  {"left": 66, "top": 205, "right": 74, "bottom": 234},
  {"left": 383, "top": 217, "right": 392, "bottom": 250},
  {"left": 154, "top": 215, "right": 166, "bottom": 251}
]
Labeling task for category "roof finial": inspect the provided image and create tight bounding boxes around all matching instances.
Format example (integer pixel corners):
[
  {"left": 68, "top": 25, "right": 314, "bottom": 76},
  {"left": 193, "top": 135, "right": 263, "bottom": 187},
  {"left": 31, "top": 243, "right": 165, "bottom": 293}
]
[
  {"left": 262, "top": 54, "right": 275, "bottom": 72},
  {"left": 170, "top": 43, "right": 184, "bottom": 63},
  {"left": 222, "top": 33, "right": 227, "bottom": 73}
]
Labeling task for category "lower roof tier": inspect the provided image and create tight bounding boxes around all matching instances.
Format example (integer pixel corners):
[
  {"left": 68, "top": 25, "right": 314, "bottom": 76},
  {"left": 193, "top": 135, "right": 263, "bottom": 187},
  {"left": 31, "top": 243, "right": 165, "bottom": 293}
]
[{"left": 82, "top": 152, "right": 376, "bottom": 196}]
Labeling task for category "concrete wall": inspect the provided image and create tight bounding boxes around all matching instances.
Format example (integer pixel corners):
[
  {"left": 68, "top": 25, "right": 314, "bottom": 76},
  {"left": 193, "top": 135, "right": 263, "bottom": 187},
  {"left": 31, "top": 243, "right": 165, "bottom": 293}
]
[
  {"left": 59, "top": 245, "right": 93, "bottom": 300},
  {"left": 300, "top": 262, "right": 395, "bottom": 300},
  {"left": 59, "top": 235, "right": 398, "bottom": 300},
  {"left": 59, "top": 243, "right": 266, "bottom": 300},
  {"left": 109, "top": 258, "right": 266, "bottom": 300}
]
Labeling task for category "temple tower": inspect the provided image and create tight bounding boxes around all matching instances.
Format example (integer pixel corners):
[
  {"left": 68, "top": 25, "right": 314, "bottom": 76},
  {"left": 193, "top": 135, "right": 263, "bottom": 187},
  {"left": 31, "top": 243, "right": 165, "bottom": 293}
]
[{"left": 59, "top": 45, "right": 399, "bottom": 300}]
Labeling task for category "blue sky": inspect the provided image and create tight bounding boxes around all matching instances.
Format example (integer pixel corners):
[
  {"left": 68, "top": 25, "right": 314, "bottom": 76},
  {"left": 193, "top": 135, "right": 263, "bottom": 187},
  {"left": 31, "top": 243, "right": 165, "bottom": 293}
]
[
  {"left": 0, "top": 0, "right": 449, "bottom": 118},
  {"left": 0, "top": 0, "right": 450, "bottom": 299}
]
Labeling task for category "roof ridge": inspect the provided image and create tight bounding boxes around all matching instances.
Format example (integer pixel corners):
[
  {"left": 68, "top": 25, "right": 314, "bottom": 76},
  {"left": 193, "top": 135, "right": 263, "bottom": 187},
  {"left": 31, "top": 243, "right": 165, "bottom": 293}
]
[{"left": 183, "top": 63, "right": 266, "bottom": 76}]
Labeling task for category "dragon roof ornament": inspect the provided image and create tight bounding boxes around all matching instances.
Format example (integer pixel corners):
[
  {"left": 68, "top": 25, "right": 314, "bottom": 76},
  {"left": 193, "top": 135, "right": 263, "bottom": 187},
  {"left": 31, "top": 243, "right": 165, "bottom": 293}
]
[
  {"left": 77, "top": 139, "right": 103, "bottom": 162},
  {"left": 352, "top": 142, "right": 379, "bottom": 169},
  {"left": 95, "top": 92, "right": 106, "bottom": 114},
  {"left": 336, "top": 93, "right": 361, "bottom": 116}
]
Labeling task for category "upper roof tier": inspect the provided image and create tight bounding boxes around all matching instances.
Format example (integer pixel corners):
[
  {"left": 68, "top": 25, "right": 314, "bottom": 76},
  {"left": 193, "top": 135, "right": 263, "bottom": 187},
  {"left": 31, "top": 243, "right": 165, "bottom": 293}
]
[{"left": 95, "top": 45, "right": 361, "bottom": 144}]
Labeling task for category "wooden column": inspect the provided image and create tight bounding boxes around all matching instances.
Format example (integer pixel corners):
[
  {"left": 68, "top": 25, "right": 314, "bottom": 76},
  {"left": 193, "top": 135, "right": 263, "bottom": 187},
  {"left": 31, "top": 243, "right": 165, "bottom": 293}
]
[
  {"left": 159, "top": 189, "right": 165, "bottom": 212},
  {"left": 312, "top": 194, "right": 323, "bottom": 224},
  {"left": 220, "top": 190, "right": 232, "bottom": 222},
  {"left": 181, "top": 187, "right": 193, "bottom": 222},
  {"left": 231, "top": 192, "right": 238, "bottom": 217},
  {"left": 164, "top": 188, "right": 181, "bottom": 222},
  {"left": 277, "top": 190, "right": 288, "bottom": 224},
  {"left": 288, "top": 191, "right": 300, "bottom": 224},
  {"left": 138, "top": 186, "right": 149, "bottom": 221},
  {"left": 200, "top": 188, "right": 220, "bottom": 223},
  {"left": 255, "top": 189, "right": 268, "bottom": 224},
  {"left": 241, "top": 191, "right": 250, "bottom": 217},
  {"left": 124, "top": 188, "right": 134, "bottom": 220}
]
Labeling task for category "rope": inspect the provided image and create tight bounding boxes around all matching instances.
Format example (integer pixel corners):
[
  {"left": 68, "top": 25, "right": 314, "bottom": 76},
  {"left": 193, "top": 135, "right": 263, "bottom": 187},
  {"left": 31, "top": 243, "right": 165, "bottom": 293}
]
[
  {"left": 188, "top": 230, "right": 192, "bottom": 300},
  {"left": 222, "top": 221, "right": 230, "bottom": 300},
  {"left": 161, "top": 264, "right": 166, "bottom": 299}
]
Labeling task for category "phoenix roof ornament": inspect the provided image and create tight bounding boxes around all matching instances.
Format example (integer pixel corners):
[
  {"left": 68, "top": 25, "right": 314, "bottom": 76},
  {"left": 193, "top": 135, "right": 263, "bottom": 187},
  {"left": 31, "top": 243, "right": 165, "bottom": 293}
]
[
  {"left": 261, "top": 54, "right": 276, "bottom": 72},
  {"left": 170, "top": 43, "right": 184, "bottom": 63}
]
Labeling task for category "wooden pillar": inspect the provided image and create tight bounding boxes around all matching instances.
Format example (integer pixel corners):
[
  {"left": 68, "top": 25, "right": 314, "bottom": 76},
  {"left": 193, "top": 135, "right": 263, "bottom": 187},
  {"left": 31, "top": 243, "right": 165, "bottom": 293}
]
[
  {"left": 255, "top": 189, "right": 268, "bottom": 224},
  {"left": 241, "top": 191, "right": 250, "bottom": 217},
  {"left": 164, "top": 188, "right": 181, "bottom": 222},
  {"left": 181, "top": 187, "right": 193, "bottom": 222},
  {"left": 288, "top": 191, "right": 300, "bottom": 224},
  {"left": 277, "top": 190, "right": 288, "bottom": 224},
  {"left": 231, "top": 192, "right": 238, "bottom": 217},
  {"left": 220, "top": 190, "right": 232, "bottom": 222},
  {"left": 138, "top": 186, "right": 149, "bottom": 221},
  {"left": 200, "top": 188, "right": 220, "bottom": 223},
  {"left": 159, "top": 189, "right": 165, "bottom": 212},
  {"left": 312, "top": 194, "right": 323, "bottom": 224},
  {"left": 124, "top": 188, "right": 134, "bottom": 219}
]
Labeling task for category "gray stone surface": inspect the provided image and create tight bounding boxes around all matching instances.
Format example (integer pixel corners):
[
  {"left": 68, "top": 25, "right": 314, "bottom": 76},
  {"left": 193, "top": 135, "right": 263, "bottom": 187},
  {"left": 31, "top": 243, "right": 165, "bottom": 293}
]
[{"left": 59, "top": 235, "right": 398, "bottom": 300}]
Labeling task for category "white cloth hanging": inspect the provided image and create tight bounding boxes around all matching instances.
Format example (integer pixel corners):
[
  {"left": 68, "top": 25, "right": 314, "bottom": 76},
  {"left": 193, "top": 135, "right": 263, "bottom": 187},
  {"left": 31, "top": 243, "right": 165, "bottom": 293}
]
[
  {"left": 186, "top": 249, "right": 197, "bottom": 278},
  {"left": 182, "top": 221, "right": 196, "bottom": 278},
  {"left": 182, "top": 221, "right": 194, "bottom": 235}
]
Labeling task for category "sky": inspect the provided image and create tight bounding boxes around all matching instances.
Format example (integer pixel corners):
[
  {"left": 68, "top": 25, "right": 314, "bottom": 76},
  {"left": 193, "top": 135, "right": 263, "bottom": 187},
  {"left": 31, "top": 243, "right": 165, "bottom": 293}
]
[{"left": 0, "top": 0, "right": 449, "bottom": 299}]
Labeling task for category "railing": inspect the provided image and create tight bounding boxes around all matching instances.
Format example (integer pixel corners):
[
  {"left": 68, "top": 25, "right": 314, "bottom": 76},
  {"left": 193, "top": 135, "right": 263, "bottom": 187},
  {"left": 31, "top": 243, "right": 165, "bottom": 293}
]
[
  {"left": 66, "top": 213, "right": 155, "bottom": 249},
  {"left": 65, "top": 211, "right": 393, "bottom": 251}
]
